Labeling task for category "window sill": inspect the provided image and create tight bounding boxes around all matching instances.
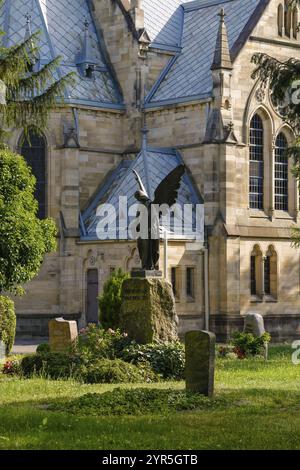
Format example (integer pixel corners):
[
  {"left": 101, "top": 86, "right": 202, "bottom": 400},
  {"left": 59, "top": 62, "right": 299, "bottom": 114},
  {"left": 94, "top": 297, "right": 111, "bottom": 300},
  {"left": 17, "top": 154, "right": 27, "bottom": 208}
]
[
  {"left": 273, "top": 211, "right": 294, "bottom": 221},
  {"left": 250, "top": 296, "right": 263, "bottom": 303},
  {"left": 186, "top": 297, "right": 196, "bottom": 303},
  {"left": 249, "top": 210, "right": 268, "bottom": 219},
  {"left": 264, "top": 296, "right": 278, "bottom": 303}
]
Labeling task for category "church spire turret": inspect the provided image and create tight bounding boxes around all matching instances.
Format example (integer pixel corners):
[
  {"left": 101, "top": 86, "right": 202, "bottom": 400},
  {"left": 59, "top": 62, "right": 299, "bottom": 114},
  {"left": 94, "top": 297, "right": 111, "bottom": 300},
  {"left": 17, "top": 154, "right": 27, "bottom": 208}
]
[{"left": 211, "top": 9, "right": 232, "bottom": 71}]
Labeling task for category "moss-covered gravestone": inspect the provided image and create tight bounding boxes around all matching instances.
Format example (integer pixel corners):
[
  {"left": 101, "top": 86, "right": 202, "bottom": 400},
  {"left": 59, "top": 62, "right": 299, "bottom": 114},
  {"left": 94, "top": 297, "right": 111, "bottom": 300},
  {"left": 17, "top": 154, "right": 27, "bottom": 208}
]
[
  {"left": 120, "top": 276, "right": 178, "bottom": 344},
  {"left": 185, "top": 331, "right": 216, "bottom": 397}
]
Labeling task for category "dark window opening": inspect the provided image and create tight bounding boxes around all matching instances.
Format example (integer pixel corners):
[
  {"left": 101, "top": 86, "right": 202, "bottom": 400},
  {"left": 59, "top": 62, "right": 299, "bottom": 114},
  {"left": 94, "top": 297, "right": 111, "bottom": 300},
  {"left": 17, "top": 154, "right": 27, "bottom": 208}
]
[
  {"left": 264, "top": 256, "right": 271, "bottom": 295},
  {"left": 275, "top": 133, "right": 288, "bottom": 212},
  {"left": 186, "top": 267, "right": 195, "bottom": 299},
  {"left": 249, "top": 114, "right": 264, "bottom": 210},
  {"left": 251, "top": 256, "right": 257, "bottom": 296},
  {"left": 20, "top": 131, "right": 47, "bottom": 219}
]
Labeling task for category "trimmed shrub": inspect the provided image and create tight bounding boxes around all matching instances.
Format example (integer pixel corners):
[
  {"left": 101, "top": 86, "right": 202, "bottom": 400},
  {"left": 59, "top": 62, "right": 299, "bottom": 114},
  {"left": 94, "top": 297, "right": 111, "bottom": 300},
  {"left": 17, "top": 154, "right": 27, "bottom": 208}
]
[
  {"left": 121, "top": 342, "right": 185, "bottom": 380},
  {"left": 77, "top": 358, "right": 158, "bottom": 384},
  {"left": 73, "top": 325, "right": 131, "bottom": 362},
  {"left": 0, "top": 295, "right": 16, "bottom": 354},
  {"left": 231, "top": 332, "right": 271, "bottom": 359},
  {"left": 36, "top": 343, "right": 51, "bottom": 354},
  {"left": 98, "top": 268, "right": 129, "bottom": 329},
  {"left": 20, "top": 353, "right": 81, "bottom": 379}
]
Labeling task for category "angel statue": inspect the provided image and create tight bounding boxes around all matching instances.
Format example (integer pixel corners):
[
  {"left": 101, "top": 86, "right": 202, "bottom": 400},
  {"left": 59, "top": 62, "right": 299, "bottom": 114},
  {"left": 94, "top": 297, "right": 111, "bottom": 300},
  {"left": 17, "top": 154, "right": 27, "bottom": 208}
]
[{"left": 132, "top": 165, "right": 185, "bottom": 271}]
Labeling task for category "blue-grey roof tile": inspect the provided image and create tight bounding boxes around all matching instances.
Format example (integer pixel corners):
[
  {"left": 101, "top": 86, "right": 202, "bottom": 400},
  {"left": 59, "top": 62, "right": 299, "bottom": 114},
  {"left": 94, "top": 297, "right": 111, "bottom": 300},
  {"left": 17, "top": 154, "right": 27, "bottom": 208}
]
[
  {"left": 146, "top": 0, "right": 266, "bottom": 105},
  {"left": 0, "top": 0, "right": 123, "bottom": 108},
  {"left": 81, "top": 144, "right": 203, "bottom": 241}
]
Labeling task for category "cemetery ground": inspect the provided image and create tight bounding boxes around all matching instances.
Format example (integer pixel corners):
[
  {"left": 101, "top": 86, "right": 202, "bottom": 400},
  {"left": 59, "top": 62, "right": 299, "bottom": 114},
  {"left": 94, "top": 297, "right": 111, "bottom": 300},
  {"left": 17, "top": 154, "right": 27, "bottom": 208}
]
[{"left": 0, "top": 345, "right": 299, "bottom": 450}]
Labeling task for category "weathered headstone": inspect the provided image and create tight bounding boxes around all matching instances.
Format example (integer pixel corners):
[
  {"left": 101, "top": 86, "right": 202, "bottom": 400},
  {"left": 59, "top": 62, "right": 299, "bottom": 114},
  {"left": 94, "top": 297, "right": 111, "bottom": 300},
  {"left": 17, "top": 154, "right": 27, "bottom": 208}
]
[
  {"left": 0, "top": 341, "right": 6, "bottom": 365},
  {"left": 121, "top": 275, "right": 178, "bottom": 344},
  {"left": 244, "top": 312, "right": 265, "bottom": 337},
  {"left": 244, "top": 312, "right": 268, "bottom": 359},
  {"left": 185, "top": 331, "right": 216, "bottom": 397},
  {"left": 49, "top": 318, "right": 78, "bottom": 353}
]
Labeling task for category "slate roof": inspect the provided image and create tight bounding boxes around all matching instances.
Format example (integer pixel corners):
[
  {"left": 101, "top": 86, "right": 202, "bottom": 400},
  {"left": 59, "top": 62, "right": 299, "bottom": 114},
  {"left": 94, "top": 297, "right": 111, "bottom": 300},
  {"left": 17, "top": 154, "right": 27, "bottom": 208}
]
[
  {"left": 145, "top": 0, "right": 270, "bottom": 107},
  {"left": 142, "top": 0, "right": 188, "bottom": 52},
  {"left": 81, "top": 142, "right": 203, "bottom": 241},
  {"left": 0, "top": 0, "right": 123, "bottom": 109}
]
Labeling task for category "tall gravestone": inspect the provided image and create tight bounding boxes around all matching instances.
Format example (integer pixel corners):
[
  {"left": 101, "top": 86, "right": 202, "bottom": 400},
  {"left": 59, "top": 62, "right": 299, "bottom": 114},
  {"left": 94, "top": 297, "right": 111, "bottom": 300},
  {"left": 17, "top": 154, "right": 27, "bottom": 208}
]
[
  {"left": 185, "top": 331, "right": 216, "bottom": 397},
  {"left": 49, "top": 318, "right": 78, "bottom": 353},
  {"left": 120, "top": 273, "right": 178, "bottom": 344}
]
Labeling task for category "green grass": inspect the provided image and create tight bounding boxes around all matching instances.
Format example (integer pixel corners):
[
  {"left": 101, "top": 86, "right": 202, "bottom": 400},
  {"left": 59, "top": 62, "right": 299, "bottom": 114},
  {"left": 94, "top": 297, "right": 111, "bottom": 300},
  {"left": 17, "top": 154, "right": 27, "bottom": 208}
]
[{"left": 0, "top": 345, "right": 300, "bottom": 450}]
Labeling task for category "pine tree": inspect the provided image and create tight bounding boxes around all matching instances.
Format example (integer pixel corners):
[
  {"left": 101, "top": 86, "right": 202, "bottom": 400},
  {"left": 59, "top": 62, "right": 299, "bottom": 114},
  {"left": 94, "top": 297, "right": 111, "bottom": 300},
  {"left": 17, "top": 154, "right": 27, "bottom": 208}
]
[
  {"left": 0, "top": 27, "right": 75, "bottom": 141},
  {"left": 251, "top": 0, "right": 300, "bottom": 243}
]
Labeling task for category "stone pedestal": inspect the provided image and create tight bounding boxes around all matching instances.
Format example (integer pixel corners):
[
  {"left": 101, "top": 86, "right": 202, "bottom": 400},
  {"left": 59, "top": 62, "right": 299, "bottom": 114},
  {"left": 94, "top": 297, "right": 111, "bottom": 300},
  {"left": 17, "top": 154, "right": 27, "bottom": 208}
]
[
  {"left": 121, "top": 276, "right": 178, "bottom": 344},
  {"left": 185, "top": 330, "right": 216, "bottom": 397},
  {"left": 49, "top": 318, "right": 78, "bottom": 353}
]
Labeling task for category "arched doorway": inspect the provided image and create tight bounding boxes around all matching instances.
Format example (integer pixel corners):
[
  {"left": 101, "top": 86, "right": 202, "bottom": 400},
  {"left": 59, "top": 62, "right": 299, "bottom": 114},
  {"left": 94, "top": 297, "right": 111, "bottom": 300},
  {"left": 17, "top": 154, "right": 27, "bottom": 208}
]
[{"left": 86, "top": 269, "right": 99, "bottom": 324}]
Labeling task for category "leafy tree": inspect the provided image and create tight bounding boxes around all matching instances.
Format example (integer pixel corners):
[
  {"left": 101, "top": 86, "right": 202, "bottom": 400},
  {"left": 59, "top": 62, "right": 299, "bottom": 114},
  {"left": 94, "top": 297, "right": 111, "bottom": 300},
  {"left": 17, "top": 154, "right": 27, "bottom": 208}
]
[
  {"left": 98, "top": 269, "right": 130, "bottom": 330},
  {"left": 0, "top": 16, "right": 75, "bottom": 292},
  {"left": 0, "top": 24, "right": 74, "bottom": 140},
  {"left": 251, "top": 0, "right": 300, "bottom": 243},
  {"left": 0, "top": 148, "right": 57, "bottom": 293}
]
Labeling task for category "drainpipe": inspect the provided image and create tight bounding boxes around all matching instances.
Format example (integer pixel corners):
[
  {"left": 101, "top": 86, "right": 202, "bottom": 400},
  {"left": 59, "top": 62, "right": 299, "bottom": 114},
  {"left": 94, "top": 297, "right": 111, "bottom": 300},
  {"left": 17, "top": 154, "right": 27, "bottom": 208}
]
[{"left": 204, "top": 246, "right": 210, "bottom": 331}]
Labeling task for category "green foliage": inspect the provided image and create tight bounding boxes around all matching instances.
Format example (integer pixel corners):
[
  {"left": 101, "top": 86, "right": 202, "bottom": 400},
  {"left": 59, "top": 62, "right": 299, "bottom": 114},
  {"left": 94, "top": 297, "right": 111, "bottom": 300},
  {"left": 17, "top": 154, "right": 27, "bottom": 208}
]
[
  {"left": 121, "top": 342, "right": 185, "bottom": 380},
  {"left": 2, "top": 358, "right": 21, "bottom": 376},
  {"left": 74, "top": 325, "right": 185, "bottom": 380},
  {"left": 231, "top": 332, "right": 271, "bottom": 359},
  {"left": 77, "top": 358, "right": 157, "bottom": 384},
  {"left": 0, "top": 295, "right": 16, "bottom": 354},
  {"left": 0, "top": 148, "right": 57, "bottom": 293},
  {"left": 74, "top": 325, "right": 132, "bottom": 362},
  {"left": 54, "top": 387, "right": 222, "bottom": 417},
  {"left": 20, "top": 353, "right": 80, "bottom": 380},
  {"left": 36, "top": 343, "right": 51, "bottom": 354},
  {"left": 0, "top": 29, "right": 75, "bottom": 140},
  {"left": 98, "top": 269, "right": 129, "bottom": 329}
]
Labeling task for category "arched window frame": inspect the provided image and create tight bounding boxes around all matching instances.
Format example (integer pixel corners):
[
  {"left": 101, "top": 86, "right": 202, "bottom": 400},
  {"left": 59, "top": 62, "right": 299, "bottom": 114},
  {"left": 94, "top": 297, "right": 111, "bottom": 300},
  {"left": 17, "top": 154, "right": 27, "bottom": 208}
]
[
  {"left": 250, "top": 245, "right": 263, "bottom": 298},
  {"left": 293, "top": 7, "right": 299, "bottom": 39},
  {"left": 18, "top": 131, "right": 48, "bottom": 220},
  {"left": 273, "top": 126, "right": 298, "bottom": 218},
  {"left": 284, "top": 0, "right": 292, "bottom": 37},
  {"left": 278, "top": 3, "right": 284, "bottom": 36},
  {"left": 249, "top": 114, "right": 264, "bottom": 211},
  {"left": 265, "top": 245, "right": 278, "bottom": 300},
  {"left": 274, "top": 132, "right": 289, "bottom": 212}
]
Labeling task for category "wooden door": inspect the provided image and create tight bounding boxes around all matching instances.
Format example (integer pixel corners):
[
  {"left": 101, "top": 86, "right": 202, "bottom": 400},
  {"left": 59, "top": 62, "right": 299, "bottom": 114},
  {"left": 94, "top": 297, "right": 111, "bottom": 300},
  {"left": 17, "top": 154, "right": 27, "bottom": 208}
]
[{"left": 86, "top": 269, "right": 99, "bottom": 324}]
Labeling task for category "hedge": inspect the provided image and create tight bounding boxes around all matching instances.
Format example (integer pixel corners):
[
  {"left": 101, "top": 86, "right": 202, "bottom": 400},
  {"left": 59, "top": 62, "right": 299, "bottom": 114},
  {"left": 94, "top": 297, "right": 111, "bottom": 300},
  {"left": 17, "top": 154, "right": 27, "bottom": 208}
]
[{"left": 0, "top": 295, "right": 16, "bottom": 355}]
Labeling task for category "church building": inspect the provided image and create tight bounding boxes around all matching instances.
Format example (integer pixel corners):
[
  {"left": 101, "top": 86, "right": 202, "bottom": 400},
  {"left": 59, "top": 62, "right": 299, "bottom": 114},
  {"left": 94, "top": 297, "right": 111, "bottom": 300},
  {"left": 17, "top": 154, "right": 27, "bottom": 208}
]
[{"left": 2, "top": 0, "right": 300, "bottom": 341}]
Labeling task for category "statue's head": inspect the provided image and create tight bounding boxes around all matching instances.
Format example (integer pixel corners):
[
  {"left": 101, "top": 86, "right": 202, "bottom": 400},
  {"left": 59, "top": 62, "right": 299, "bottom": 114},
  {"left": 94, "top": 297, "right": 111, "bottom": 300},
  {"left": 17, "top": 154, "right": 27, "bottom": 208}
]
[{"left": 134, "top": 190, "right": 149, "bottom": 203}]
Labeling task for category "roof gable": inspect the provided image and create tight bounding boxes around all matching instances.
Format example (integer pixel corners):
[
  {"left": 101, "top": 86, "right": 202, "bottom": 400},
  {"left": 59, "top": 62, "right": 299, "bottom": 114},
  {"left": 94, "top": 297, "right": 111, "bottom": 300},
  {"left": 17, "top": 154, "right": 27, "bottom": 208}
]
[
  {"left": 146, "top": 0, "right": 270, "bottom": 107},
  {"left": 81, "top": 144, "right": 203, "bottom": 241},
  {"left": 0, "top": 0, "right": 123, "bottom": 109}
]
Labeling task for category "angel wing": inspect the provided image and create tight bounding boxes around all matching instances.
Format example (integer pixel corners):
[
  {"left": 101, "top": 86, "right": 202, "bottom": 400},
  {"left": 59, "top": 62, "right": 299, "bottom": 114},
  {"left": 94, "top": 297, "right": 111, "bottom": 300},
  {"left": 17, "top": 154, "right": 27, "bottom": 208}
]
[
  {"left": 153, "top": 164, "right": 185, "bottom": 206},
  {"left": 132, "top": 169, "right": 149, "bottom": 197}
]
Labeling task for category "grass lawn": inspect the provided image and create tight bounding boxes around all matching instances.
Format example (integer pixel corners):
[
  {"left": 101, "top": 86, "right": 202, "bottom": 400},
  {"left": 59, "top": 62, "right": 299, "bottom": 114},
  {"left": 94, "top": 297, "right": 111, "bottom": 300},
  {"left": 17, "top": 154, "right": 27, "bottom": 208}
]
[{"left": 0, "top": 345, "right": 300, "bottom": 450}]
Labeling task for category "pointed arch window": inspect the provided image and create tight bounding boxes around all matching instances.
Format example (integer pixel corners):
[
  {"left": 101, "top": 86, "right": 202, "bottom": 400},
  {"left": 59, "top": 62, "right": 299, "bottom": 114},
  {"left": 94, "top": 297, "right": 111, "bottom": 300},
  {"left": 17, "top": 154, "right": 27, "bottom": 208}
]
[
  {"left": 20, "top": 131, "right": 47, "bottom": 219},
  {"left": 293, "top": 7, "right": 299, "bottom": 39},
  {"left": 251, "top": 245, "right": 263, "bottom": 297},
  {"left": 265, "top": 246, "right": 278, "bottom": 299},
  {"left": 249, "top": 114, "right": 264, "bottom": 210},
  {"left": 275, "top": 132, "right": 288, "bottom": 212},
  {"left": 278, "top": 4, "right": 284, "bottom": 36},
  {"left": 284, "top": 0, "right": 292, "bottom": 36}
]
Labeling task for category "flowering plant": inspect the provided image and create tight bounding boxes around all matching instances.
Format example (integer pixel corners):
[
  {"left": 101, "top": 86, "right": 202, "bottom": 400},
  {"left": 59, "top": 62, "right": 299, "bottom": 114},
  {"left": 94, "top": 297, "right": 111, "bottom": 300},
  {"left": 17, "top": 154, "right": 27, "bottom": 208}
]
[{"left": 2, "top": 359, "right": 21, "bottom": 375}]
